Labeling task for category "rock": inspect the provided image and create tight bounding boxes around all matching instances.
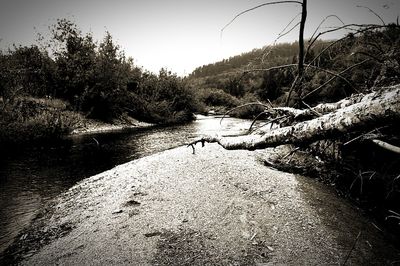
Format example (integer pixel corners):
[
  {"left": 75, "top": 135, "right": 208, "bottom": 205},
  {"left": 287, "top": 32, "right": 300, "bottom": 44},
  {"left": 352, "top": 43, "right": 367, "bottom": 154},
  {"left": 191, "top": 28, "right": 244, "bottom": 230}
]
[
  {"left": 144, "top": 232, "right": 162, "bottom": 238},
  {"left": 123, "top": 200, "right": 141, "bottom": 207}
]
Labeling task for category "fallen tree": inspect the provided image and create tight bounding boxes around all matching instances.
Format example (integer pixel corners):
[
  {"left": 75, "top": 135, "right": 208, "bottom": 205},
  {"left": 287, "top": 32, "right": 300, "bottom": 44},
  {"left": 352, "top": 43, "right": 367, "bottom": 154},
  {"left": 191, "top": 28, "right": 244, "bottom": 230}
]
[
  {"left": 188, "top": 84, "right": 400, "bottom": 151},
  {"left": 187, "top": 84, "right": 400, "bottom": 241}
]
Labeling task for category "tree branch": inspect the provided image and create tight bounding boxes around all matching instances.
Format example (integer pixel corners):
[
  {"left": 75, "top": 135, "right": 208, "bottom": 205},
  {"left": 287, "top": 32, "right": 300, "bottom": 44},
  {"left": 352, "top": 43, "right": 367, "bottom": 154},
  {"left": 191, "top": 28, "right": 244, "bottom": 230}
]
[
  {"left": 220, "top": 102, "right": 270, "bottom": 125},
  {"left": 188, "top": 86, "right": 400, "bottom": 151},
  {"left": 221, "top": 1, "right": 302, "bottom": 36},
  {"left": 371, "top": 139, "right": 400, "bottom": 154},
  {"left": 357, "top": 5, "right": 385, "bottom": 26},
  {"left": 258, "top": 12, "right": 302, "bottom": 64},
  {"left": 305, "top": 15, "right": 345, "bottom": 63},
  {"left": 302, "top": 59, "right": 370, "bottom": 100}
]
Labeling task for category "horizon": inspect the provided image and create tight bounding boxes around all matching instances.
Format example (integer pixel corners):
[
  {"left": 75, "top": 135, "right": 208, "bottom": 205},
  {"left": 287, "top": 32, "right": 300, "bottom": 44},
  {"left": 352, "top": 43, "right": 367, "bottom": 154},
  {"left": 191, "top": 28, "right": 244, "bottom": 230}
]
[{"left": 1, "top": 0, "right": 399, "bottom": 76}]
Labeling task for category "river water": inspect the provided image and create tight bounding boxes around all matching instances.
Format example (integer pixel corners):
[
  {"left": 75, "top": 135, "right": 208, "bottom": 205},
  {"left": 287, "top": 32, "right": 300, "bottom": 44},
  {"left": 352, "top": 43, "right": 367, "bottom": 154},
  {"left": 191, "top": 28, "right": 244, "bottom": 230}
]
[{"left": 0, "top": 115, "right": 253, "bottom": 254}]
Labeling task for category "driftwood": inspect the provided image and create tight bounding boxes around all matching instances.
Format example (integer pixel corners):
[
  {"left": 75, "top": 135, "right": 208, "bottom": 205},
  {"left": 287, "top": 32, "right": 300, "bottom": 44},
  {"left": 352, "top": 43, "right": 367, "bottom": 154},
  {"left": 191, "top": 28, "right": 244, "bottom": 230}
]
[
  {"left": 371, "top": 139, "right": 400, "bottom": 154},
  {"left": 188, "top": 85, "right": 400, "bottom": 151}
]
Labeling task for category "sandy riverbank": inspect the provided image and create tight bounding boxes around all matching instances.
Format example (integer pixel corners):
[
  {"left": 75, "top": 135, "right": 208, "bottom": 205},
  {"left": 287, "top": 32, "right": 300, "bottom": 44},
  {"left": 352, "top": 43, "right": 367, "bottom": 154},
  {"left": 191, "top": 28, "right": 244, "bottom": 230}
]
[
  {"left": 70, "top": 118, "right": 153, "bottom": 135},
  {"left": 5, "top": 144, "right": 400, "bottom": 265}
]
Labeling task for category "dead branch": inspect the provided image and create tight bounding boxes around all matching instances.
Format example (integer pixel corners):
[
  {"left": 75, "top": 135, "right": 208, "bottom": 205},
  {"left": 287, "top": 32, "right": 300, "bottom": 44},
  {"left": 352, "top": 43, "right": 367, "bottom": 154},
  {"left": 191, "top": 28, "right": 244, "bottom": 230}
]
[
  {"left": 301, "top": 100, "right": 322, "bottom": 117},
  {"left": 306, "top": 24, "right": 396, "bottom": 57},
  {"left": 249, "top": 114, "right": 288, "bottom": 133},
  {"left": 302, "top": 59, "right": 370, "bottom": 100},
  {"left": 343, "top": 127, "right": 386, "bottom": 146},
  {"left": 188, "top": 86, "right": 400, "bottom": 151},
  {"left": 259, "top": 13, "right": 302, "bottom": 64},
  {"left": 357, "top": 5, "right": 385, "bottom": 26},
  {"left": 219, "top": 102, "right": 269, "bottom": 125},
  {"left": 248, "top": 111, "right": 270, "bottom": 133},
  {"left": 342, "top": 231, "right": 362, "bottom": 266},
  {"left": 221, "top": 1, "right": 302, "bottom": 36},
  {"left": 246, "top": 63, "right": 355, "bottom": 90},
  {"left": 285, "top": 73, "right": 301, "bottom": 106},
  {"left": 244, "top": 12, "right": 301, "bottom": 68},
  {"left": 308, "top": 15, "right": 345, "bottom": 45},
  {"left": 371, "top": 139, "right": 400, "bottom": 154}
]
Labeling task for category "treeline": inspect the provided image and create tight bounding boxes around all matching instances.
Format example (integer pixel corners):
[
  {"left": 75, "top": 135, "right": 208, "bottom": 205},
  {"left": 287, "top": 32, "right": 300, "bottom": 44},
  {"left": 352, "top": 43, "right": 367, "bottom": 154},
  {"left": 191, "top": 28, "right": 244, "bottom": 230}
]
[
  {"left": 189, "top": 42, "right": 299, "bottom": 79},
  {"left": 0, "top": 19, "right": 201, "bottom": 144},
  {"left": 188, "top": 24, "right": 400, "bottom": 112}
]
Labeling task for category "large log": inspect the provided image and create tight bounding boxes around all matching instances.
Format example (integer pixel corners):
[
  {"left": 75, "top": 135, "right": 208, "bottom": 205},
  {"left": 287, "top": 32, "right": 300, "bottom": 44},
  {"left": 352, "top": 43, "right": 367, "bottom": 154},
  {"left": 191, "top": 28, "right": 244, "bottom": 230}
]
[
  {"left": 273, "top": 86, "right": 399, "bottom": 121},
  {"left": 189, "top": 85, "right": 400, "bottom": 150}
]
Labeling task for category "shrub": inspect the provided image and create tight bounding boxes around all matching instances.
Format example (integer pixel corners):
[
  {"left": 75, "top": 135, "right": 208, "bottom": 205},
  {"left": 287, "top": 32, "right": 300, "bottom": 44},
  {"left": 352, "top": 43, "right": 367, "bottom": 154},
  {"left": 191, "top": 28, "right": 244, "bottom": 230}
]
[
  {"left": 0, "top": 97, "right": 82, "bottom": 145},
  {"left": 197, "top": 88, "right": 240, "bottom": 108}
]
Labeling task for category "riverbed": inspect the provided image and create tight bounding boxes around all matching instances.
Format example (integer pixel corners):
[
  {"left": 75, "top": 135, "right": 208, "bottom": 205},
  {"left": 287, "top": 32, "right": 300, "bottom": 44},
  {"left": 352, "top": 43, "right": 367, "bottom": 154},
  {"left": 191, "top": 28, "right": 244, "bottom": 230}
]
[
  {"left": 1, "top": 116, "right": 399, "bottom": 264},
  {"left": 0, "top": 115, "right": 252, "bottom": 254}
]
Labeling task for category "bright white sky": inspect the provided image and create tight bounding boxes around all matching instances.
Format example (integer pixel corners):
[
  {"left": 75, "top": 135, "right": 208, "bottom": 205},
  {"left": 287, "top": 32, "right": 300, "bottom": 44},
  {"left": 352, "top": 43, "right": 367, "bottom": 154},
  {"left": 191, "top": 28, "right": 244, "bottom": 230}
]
[{"left": 0, "top": 0, "right": 399, "bottom": 76}]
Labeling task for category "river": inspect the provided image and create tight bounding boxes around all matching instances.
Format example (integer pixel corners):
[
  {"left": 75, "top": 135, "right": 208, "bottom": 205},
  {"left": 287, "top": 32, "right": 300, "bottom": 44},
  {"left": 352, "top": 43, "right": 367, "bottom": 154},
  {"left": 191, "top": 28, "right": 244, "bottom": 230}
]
[{"left": 0, "top": 115, "right": 254, "bottom": 254}]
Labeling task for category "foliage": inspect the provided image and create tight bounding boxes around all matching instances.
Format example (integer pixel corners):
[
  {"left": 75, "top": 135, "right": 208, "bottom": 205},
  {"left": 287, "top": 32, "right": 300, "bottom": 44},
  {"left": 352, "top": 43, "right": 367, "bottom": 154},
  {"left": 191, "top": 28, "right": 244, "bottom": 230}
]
[
  {"left": 0, "top": 18, "right": 200, "bottom": 140},
  {"left": 129, "top": 69, "right": 199, "bottom": 124},
  {"left": 196, "top": 88, "right": 240, "bottom": 108},
  {"left": 188, "top": 26, "right": 400, "bottom": 108},
  {"left": 0, "top": 97, "right": 82, "bottom": 144}
]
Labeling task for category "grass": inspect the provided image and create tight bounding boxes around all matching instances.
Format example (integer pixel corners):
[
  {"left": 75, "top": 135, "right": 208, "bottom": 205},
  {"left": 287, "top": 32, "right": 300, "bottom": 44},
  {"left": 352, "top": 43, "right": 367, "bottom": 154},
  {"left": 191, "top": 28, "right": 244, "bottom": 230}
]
[{"left": 0, "top": 97, "right": 84, "bottom": 145}]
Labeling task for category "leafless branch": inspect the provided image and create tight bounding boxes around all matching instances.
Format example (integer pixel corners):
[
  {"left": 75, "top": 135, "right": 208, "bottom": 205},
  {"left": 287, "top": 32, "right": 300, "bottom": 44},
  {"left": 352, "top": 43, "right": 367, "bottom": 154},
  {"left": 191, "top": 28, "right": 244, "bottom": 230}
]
[
  {"left": 278, "top": 22, "right": 301, "bottom": 41},
  {"left": 220, "top": 102, "right": 269, "bottom": 125},
  {"left": 302, "top": 59, "right": 370, "bottom": 100},
  {"left": 343, "top": 126, "right": 387, "bottom": 146},
  {"left": 342, "top": 231, "right": 361, "bottom": 266},
  {"left": 248, "top": 111, "right": 269, "bottom": 133},
  {"left": 309, "top": 15, "right": 345, "bottom": 43},
  {"left": 221, "top": 1, "right": 302, "bottom": 37},
  {"left": 258, "top": 12, "right": 302, "bottom": 64},
  {"left": 247, "top": 63, "right": 355, "bottom": 90},
  {"left": 351, "top": 51, "right": 384, "bottom": 63},
  {"left": 372, "top": 139, "right": 400, "bottom": 154},
  {"left": 285, "top": 74, "right": 301, "bottom": 106},
  {"left": 307, "top": 24, "right": 385, "bottom": 54},
  {"left": 280, "top": 12, "right": 302, "bottom": 34},
  {"left": 357, "top": 5, "right": 385, "bottom": 26},
  {"left": 301, "top": 100, "right": 322, "bottom": 116},
  {"left": 244, "top": 64, "right": 297, "bottom": 73},
  {"left": 305, "top": 15, "right": 345, "bottom": 63}
]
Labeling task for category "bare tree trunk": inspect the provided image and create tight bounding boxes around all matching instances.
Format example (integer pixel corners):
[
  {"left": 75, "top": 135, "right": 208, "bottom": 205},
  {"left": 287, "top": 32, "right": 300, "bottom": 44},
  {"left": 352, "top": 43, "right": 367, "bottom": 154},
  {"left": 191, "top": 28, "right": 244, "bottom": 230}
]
[
  {"left": 285, "top": 0, "right": 307, "bottom": 106},
  {"left": 298, "top": 0, "right": 307, "bottom": 77},
  {"left": 189, "top": 85, "right": 400, "bottom": 150}
]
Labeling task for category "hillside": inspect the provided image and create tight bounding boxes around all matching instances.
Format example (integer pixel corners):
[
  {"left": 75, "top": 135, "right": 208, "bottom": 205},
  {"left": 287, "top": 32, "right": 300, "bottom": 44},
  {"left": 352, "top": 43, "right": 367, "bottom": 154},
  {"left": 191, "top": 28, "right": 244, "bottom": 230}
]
[{"left": 187, "top": 25, "right": 400, "bottom": 110}]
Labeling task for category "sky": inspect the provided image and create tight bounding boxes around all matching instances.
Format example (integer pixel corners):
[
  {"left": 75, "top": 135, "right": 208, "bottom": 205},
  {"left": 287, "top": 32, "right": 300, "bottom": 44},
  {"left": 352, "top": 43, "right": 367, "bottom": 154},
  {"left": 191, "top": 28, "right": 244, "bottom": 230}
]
[{"left": 0, "top": 0, "right": 399, "bottom": 76}]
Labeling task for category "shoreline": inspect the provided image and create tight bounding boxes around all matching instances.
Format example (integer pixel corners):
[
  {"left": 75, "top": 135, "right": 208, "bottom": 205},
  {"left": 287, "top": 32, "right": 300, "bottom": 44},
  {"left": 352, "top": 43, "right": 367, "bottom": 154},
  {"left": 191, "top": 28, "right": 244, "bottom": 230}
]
[
  {"left": 70, "top": 118, "right": 154, "bottom": 135},
  {"left": 2, "top": 144, "right": 399, "bottom": 265}
]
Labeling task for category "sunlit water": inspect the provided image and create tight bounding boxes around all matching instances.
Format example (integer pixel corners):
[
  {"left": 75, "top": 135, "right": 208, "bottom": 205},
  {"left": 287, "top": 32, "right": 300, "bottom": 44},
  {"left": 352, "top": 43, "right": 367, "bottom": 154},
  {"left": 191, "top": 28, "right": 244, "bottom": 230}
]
[{"left": 0, "top": 115, "right": 253, "bottom": 254}]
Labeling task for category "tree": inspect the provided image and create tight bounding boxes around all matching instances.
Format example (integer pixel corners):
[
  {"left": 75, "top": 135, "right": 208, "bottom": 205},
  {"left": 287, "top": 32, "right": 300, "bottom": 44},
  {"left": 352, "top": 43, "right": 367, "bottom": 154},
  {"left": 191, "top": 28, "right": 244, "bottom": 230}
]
[
  {"left": 189, "top": 85, "right": 400, "bottom": 151},
  {"left": 80, "top": 32, "right": 132, "bottom": 120},
  {"left": 190, "top": 1, "right": 400, "bottom": 153},
  {"left": 221, "top": 0, "right": 307, "bottom": 106},
  {"left": 51, "top": 19, "right": 97, "bottom": 104}
]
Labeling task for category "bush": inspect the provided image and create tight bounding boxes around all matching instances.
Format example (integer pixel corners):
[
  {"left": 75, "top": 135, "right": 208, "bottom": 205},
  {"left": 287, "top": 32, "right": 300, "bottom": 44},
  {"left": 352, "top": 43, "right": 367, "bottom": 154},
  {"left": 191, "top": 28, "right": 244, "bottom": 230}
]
[
  {"left": 0, "top": 98, "right": 82, "bottom": 144},
  {"left": 127, "top": 69, "right": 200, "bottom": 124},
  {"left": 197, "top": 88, "right": 240, "bottom": 108}
]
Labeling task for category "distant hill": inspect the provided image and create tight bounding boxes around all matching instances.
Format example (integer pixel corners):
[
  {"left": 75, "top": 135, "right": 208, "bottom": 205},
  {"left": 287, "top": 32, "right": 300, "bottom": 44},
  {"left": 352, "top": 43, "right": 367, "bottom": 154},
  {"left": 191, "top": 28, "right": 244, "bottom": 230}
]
[{"left": 188, "top": 42, "right": 300, "bottom": 79}]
